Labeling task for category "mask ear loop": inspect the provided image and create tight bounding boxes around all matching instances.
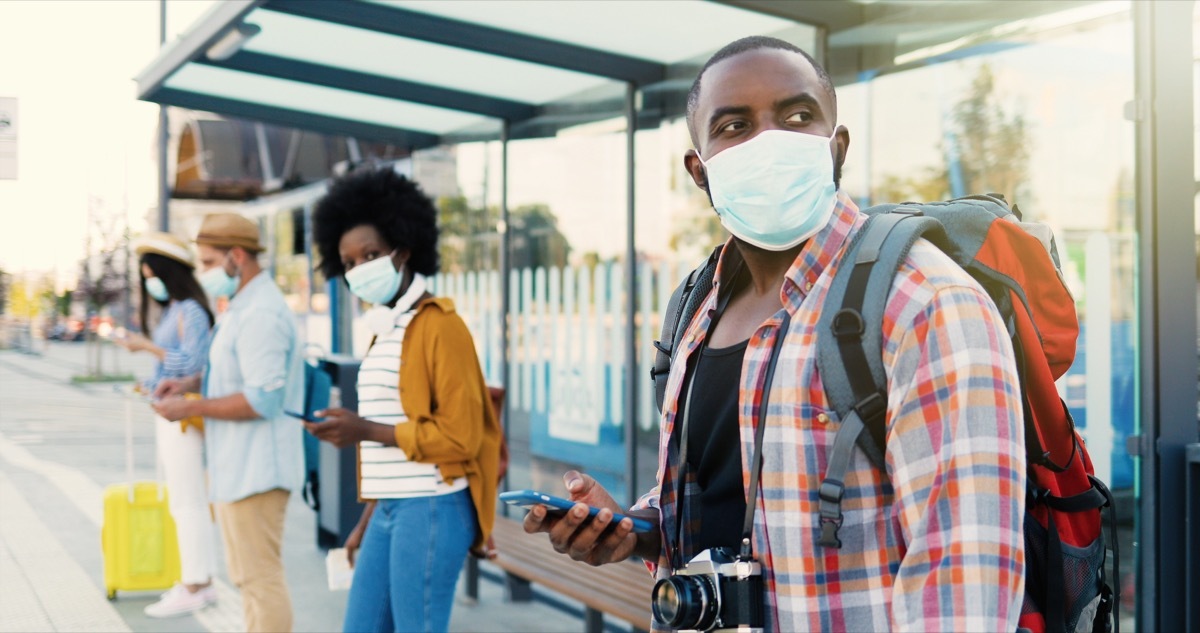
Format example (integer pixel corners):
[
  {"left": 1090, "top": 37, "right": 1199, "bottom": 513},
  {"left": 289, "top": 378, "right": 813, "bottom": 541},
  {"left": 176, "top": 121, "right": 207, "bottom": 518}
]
[{"left": 224, "top": 250, "right": 240, "bottom": 281}]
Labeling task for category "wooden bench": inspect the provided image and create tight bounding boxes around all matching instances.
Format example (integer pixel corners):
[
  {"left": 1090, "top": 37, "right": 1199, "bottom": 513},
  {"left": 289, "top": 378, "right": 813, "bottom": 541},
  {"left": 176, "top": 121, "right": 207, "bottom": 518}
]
[{"left": 464, "top": 517, "right": 655, "bottom": 633}]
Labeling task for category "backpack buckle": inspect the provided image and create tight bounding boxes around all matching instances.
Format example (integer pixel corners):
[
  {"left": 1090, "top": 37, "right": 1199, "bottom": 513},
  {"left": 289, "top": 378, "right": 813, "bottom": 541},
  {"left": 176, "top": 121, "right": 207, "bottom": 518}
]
[
  {"left": 818, "top": 516, "right": 844, "bottom": 549},
  {"left": 818, "top": 479, "right": 846, "bottom": 549},
  {"left": 831, "top": 309, "right": 865, "bottom": 340},
  {"left": 893, "top": 206, "right": 924, "bottom": 216},
  {"left": 854, "top": 392, "right": 887, "bottom": 427}
]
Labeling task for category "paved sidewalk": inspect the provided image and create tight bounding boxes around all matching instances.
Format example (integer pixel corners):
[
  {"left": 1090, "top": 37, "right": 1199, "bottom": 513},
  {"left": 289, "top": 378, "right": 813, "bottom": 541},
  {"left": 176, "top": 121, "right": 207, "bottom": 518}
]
[{"left": 0, "top": 343, "right": 591, "bottom": 633}]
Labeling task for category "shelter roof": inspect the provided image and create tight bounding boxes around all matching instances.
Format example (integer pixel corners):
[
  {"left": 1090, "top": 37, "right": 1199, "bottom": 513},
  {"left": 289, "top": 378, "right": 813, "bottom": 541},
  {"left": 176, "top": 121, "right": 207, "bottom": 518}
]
[{"left": 135, "top": 0, "right": 1095, "bottom": 149}]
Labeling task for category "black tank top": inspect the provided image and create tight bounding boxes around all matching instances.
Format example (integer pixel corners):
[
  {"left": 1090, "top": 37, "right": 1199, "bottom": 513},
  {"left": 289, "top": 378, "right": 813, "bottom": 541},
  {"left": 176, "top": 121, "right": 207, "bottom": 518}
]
[{"left": 678, "top": 338, "right": 749, "bottom": 553}]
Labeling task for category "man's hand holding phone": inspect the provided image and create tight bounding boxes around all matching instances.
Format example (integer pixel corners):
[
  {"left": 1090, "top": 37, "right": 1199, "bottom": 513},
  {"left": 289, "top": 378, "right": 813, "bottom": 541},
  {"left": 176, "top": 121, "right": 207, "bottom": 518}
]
[
  {"left": 519, "top": 471, "right": 660, "bottom": 567},
  {"left": 154, "top": 375, "right": 199, "bottom": 400}
]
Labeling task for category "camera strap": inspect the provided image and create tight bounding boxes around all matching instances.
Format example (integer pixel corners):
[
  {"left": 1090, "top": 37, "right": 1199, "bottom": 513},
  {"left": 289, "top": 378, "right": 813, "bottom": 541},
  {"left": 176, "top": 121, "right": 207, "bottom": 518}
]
[
  {"left": 742, "top": 310, "right": 790, "bottom": 560},
  {"left": 671, "top": 261, "right": 792, "bottom": 566},
  {"left": 672, "top": 262, "right": 741, "bottom": 569}
]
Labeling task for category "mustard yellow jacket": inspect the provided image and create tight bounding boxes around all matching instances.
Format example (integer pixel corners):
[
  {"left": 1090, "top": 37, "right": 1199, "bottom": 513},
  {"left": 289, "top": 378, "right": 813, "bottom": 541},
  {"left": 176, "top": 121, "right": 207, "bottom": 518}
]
[{"left": 363, "top": 296, "right": 501, "bottom": 552}]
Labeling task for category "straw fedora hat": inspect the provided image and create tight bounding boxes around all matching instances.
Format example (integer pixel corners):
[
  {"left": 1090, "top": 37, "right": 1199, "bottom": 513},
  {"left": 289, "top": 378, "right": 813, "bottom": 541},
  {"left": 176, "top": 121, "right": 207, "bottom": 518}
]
[
  {"left": 194, "top": 213, "right": 264, "bottom": 252},
  {"left": 134, "top": 231, "right": 195, "bottom": 268}
]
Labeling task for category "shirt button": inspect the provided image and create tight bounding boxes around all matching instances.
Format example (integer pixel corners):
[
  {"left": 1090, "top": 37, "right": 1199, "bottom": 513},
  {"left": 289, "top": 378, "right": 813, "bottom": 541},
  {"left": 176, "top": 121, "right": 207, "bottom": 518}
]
[
  {"left": 817, "top": 413, "right": 830, "bottom": 424},
  {"left": 805, "top": 280, "right": 814, "bottom": 292}
]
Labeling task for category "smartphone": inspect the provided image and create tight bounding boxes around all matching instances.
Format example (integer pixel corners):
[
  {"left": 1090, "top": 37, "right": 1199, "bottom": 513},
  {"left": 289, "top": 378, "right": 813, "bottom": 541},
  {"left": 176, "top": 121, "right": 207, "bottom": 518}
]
[
  {"left": 499, "top": 489, "right": 655, "bottom": 533},
  {"left": 285, "top": 410, "right": 325, "bottom": 423}
]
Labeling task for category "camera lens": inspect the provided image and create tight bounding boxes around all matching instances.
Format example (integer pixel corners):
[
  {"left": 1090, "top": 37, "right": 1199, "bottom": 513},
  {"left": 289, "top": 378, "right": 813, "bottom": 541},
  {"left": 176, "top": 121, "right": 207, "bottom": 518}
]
[{"left": 652, "top": 575, "right": 718, "bottom": 630}]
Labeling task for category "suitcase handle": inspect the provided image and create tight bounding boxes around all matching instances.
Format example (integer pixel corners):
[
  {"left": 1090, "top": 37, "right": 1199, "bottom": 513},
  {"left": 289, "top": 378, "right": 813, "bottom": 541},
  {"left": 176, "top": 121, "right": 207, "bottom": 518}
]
[
  {"left": 123, "top": 392, "right": 167, "bottom": 503},
  {"left": 125, "top": 397, "right": 135, "bottom": 503}
]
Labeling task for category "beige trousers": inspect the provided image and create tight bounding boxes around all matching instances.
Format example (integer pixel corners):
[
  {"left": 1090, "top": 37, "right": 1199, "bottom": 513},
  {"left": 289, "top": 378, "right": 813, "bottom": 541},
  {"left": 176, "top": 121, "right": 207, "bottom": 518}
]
[{"left": 216, "top": 488, "right": 293, "bottom": 633}]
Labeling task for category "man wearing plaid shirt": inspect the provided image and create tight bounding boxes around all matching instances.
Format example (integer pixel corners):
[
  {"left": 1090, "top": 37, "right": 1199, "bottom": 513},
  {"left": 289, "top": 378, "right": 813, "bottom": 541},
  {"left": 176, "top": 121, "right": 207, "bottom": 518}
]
[{"left": 524, "top": 36, "right": 1025, "bottom": 632}]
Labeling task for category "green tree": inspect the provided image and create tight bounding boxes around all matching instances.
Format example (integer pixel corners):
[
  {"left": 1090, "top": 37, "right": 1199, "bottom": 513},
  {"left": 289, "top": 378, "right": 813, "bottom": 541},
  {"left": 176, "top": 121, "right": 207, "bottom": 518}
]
[
  {"left": 437, "top": 195, "right": 500, "bottom": 272},
  {"left": 0, "top": 266, "right": 9, "bottom": 315},
  {"left": 874, "top": 63, "right": 1031, "bottom": 209},
  {"left": 509, "top": 203, "right": 571, "bottom": 270},
  {"left": 949, "top": 63, "right": 1031, "bottom": 208},
  {"left": 669, "top": 186, "right": 728, "bottom": 255}
]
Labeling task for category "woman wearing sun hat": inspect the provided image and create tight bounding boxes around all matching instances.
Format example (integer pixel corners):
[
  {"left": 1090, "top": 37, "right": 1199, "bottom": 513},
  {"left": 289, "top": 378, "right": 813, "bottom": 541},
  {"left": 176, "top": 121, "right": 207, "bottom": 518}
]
[{"left": 115, "top": 231, "right": 218, "bottom": 618}]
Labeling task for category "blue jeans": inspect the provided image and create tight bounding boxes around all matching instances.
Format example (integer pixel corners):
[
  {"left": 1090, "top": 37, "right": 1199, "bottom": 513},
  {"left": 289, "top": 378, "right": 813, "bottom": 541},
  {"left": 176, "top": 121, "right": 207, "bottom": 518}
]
[{"left": 342, "top": 489, "right": 477, "bottom": 633}]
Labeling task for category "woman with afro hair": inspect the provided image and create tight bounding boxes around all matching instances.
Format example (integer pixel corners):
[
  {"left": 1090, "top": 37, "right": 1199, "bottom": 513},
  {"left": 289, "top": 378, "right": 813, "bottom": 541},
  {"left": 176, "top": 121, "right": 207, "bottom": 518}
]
[{"left": 307, "top": 165, "right": 501, "bottom": 633}]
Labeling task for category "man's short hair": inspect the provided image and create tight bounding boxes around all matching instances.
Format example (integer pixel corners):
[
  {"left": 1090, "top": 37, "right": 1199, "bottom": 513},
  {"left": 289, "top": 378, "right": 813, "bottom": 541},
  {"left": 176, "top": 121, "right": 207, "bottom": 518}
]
[{"left": 685, "top": 36, "right": 837, "bottom": 148}]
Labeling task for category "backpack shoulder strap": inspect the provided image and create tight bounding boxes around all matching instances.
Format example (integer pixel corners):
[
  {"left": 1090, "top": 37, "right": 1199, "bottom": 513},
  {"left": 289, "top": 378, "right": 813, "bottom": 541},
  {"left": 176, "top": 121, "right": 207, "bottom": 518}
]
[
  {"left": 653, "top": 245, "right": 721, "bottom": 413},
  {"left": 814, "top": 207, "right": 943, "bottom": 548}
]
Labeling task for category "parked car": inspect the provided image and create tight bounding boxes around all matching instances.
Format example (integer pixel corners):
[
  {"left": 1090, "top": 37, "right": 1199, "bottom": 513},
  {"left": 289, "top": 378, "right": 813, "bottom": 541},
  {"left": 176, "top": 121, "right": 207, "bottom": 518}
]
[{"left": 47, "top": 320, "right": 85, "bottom": 342}]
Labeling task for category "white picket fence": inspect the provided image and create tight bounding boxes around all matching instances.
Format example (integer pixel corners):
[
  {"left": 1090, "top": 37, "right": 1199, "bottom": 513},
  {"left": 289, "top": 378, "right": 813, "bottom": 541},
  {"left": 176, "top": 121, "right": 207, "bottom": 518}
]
[{"left": 430, "top": 260, "right": 689, "bottom": 445}]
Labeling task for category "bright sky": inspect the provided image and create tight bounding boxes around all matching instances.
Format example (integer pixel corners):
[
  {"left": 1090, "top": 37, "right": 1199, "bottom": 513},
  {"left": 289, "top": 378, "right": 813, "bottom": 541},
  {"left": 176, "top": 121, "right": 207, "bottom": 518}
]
[{"left": 0, "top": 0, "right": 215, "bottom": 288}]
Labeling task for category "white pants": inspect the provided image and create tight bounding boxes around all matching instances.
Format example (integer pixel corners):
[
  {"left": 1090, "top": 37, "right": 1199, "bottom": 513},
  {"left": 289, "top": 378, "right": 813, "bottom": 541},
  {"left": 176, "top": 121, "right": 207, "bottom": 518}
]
[{"left": 154, "top": 415, "right": 217, "bottom": 585}]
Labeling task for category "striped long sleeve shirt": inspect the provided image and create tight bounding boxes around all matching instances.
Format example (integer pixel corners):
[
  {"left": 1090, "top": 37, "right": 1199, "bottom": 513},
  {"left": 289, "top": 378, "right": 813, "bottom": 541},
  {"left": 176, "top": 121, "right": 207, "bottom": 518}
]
[
  {"left": 636, "top": 192, "right": 1026, "bottom": 631},
  {"left": 146, "top": 298, "right": 212, "bottom": 391}
]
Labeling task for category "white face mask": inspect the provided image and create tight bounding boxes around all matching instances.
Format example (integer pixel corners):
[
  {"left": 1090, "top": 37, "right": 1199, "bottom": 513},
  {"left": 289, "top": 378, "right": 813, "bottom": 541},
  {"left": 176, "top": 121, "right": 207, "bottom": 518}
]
[
  {"left": 144, "top": 276, "right": 169, "bottom": 302},
  {"left": 199, "top": 253, "right": 238, "bottom": 300},
  {"left": 700, "top": 129, "right": 839, "bottom": 251},
  {"left": 344, "top": 252, "right": 403, "bottom": 305}
]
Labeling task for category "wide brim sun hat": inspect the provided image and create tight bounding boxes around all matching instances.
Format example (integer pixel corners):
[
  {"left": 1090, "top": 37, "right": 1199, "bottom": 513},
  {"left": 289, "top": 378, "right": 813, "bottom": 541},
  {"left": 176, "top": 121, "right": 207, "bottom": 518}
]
[{"left": 134, "top": 231, "right": 196, "bottom": 268}]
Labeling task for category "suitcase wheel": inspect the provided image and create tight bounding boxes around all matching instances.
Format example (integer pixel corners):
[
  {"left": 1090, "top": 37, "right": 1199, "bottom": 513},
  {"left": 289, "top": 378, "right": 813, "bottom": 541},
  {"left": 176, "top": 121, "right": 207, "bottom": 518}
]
[{"left": 106, "top": 589, "right": 116, "bottom": 601}]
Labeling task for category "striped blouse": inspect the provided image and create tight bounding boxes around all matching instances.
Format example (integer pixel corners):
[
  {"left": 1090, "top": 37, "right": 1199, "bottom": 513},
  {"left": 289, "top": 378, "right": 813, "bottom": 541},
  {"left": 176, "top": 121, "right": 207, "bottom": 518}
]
[
  {"left": 146, "top": 298, "right": 212, "bottom": 391},
  {"left": 357, "top": 307, "right": 467, "bottom": 500}
]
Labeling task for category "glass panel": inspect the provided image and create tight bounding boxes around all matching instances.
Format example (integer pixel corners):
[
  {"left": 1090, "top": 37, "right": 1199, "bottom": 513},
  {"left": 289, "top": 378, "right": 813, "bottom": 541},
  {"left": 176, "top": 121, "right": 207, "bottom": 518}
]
[
  {"left": 834, "top": 4, "right": 1138, "bottom": 628},
  {"left": 165, "top": 64, "right": 490, "bottom": 134},
  {"left": 491, "top": 126, "right": 632, "bottom": 506},
  {"left": 380, "top": 0, "right": 804, "bottom": 64},
  {"left": 1194, "top": 0, "right": 1200, "bottom": 434},
  {"left": 243, "top": 8, "right": 610, "bottom": 105},
  {"left": 630, "top": 117, "right": 728, "bottom": 499},
  {"left": 420, "top": 142, "right": 505, "bottom": 387},
  {"left": 266, "top": 207, "right": 328, "bottom": 352}
]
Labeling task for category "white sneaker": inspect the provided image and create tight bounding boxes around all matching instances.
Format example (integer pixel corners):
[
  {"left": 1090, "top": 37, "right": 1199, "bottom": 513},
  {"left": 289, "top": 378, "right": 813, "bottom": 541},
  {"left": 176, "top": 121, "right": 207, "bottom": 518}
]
[{"left": 143, "top": 583, "right": 217, "bottom": 618}]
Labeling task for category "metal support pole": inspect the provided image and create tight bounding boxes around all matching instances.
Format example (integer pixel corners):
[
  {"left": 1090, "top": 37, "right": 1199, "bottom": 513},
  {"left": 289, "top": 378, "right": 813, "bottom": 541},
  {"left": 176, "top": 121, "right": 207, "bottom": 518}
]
[
  {"left": 328, "top": 278, "right": 353, "bottom": 355},
  {"left": 157, "top": 0, "right": 169, "bottom": 231},
  {"left": 500, "top": 122, "right": 511, "bottom": 496},
  {"left": 623, "top": 83, "right": 638, "bottom": 507},
  {"left": 1132, "top": 2, "right": 1197, "bottom": 631},
  {"left": 304, "top": 202, "right": 315, "bottom": 314}
]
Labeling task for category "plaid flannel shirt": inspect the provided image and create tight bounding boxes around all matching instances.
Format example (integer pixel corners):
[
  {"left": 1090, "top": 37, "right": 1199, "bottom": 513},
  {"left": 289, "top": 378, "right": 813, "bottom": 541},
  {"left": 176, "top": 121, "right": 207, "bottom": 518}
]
[{"left": 634, "top": 192, "right": 1026, "bottom": 631}]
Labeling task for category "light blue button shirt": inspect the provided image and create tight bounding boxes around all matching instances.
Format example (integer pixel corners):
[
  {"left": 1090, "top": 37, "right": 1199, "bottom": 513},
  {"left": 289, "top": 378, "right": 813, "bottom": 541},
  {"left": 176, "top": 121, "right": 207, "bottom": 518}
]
[{"left": 203, "top": 272, "right": 304, "bottom": 503}]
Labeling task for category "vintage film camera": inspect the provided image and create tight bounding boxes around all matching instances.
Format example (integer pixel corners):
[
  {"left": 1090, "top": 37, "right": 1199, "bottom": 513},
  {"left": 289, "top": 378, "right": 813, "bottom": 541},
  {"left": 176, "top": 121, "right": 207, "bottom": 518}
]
[{"left": 651, "top": 547, "right": 764, "bottom": 632}]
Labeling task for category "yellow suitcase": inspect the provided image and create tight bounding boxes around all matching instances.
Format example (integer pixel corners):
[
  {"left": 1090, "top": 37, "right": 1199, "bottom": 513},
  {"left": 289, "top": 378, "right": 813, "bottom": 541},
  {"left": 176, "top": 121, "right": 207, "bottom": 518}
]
[
  {"left": 101, "top": 481, "right": 181, "bottom": 599},
  {"left": 102, "top": 393, "right": 181, "bottom": 599}
]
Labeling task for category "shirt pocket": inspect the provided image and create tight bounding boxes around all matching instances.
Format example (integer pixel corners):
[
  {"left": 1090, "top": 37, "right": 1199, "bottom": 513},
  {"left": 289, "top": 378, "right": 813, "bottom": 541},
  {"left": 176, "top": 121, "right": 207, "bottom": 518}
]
[{"left": 787, "top": 402, "right": 839, "bottom": 449}]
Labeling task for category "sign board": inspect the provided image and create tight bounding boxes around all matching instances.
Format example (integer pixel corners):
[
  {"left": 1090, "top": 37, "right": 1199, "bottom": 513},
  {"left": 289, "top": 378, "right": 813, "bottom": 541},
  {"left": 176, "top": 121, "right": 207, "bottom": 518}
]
[{"left": 0, "top": 97, "right": 15, "bottom": 180}]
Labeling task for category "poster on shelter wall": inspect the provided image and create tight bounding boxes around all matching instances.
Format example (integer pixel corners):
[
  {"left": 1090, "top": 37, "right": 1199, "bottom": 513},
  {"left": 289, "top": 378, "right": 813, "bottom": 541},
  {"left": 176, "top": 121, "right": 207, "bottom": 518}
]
[{"left": 0, "top": 97, "right": 16, "bottom": 180}]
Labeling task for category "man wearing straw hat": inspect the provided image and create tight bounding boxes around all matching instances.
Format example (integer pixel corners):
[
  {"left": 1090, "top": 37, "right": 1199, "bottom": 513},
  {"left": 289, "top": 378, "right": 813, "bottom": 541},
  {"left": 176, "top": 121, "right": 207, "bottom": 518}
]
[{"left": 154, "top": 212, "right": 303, "bottom": 633}]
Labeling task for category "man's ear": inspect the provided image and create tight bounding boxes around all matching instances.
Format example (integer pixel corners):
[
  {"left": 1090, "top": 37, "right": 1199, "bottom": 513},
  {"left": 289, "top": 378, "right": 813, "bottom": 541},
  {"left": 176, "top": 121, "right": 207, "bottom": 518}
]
[
  {"left": 833, "top": 125, "right": 850, "bottom": 175},
  {"left": 684, "top": 149, "right": 708, "bottom": 192}
]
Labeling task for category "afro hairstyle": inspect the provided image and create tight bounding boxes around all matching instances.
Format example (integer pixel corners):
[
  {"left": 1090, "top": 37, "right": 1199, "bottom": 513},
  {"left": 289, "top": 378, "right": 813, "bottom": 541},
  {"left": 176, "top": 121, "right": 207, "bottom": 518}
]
[{"left": 312, "top": 166, "right": 440, "bottom": 280}]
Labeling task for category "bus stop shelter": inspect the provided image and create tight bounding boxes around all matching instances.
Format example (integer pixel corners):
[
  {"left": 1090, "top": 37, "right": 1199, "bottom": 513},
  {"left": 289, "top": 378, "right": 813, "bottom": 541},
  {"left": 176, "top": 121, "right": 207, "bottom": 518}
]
[{"left": 134, "top": 2, "right": 1197, "bottom": 629}]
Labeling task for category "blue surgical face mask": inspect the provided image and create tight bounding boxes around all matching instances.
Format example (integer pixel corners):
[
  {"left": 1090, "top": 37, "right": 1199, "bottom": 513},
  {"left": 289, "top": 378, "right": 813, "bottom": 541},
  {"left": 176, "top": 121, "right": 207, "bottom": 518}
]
[
  {"left": 344, "top": 252, "right": 403, "bottom": 305},
  {"left": 700, "top": 129, "right": 839, "bottom": 251},
  {"left": 144, "top": 276, "right": 169, "bottom": 302},
  {"left": 199, "top": 255, "right": 238, "bottom": 300}
]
